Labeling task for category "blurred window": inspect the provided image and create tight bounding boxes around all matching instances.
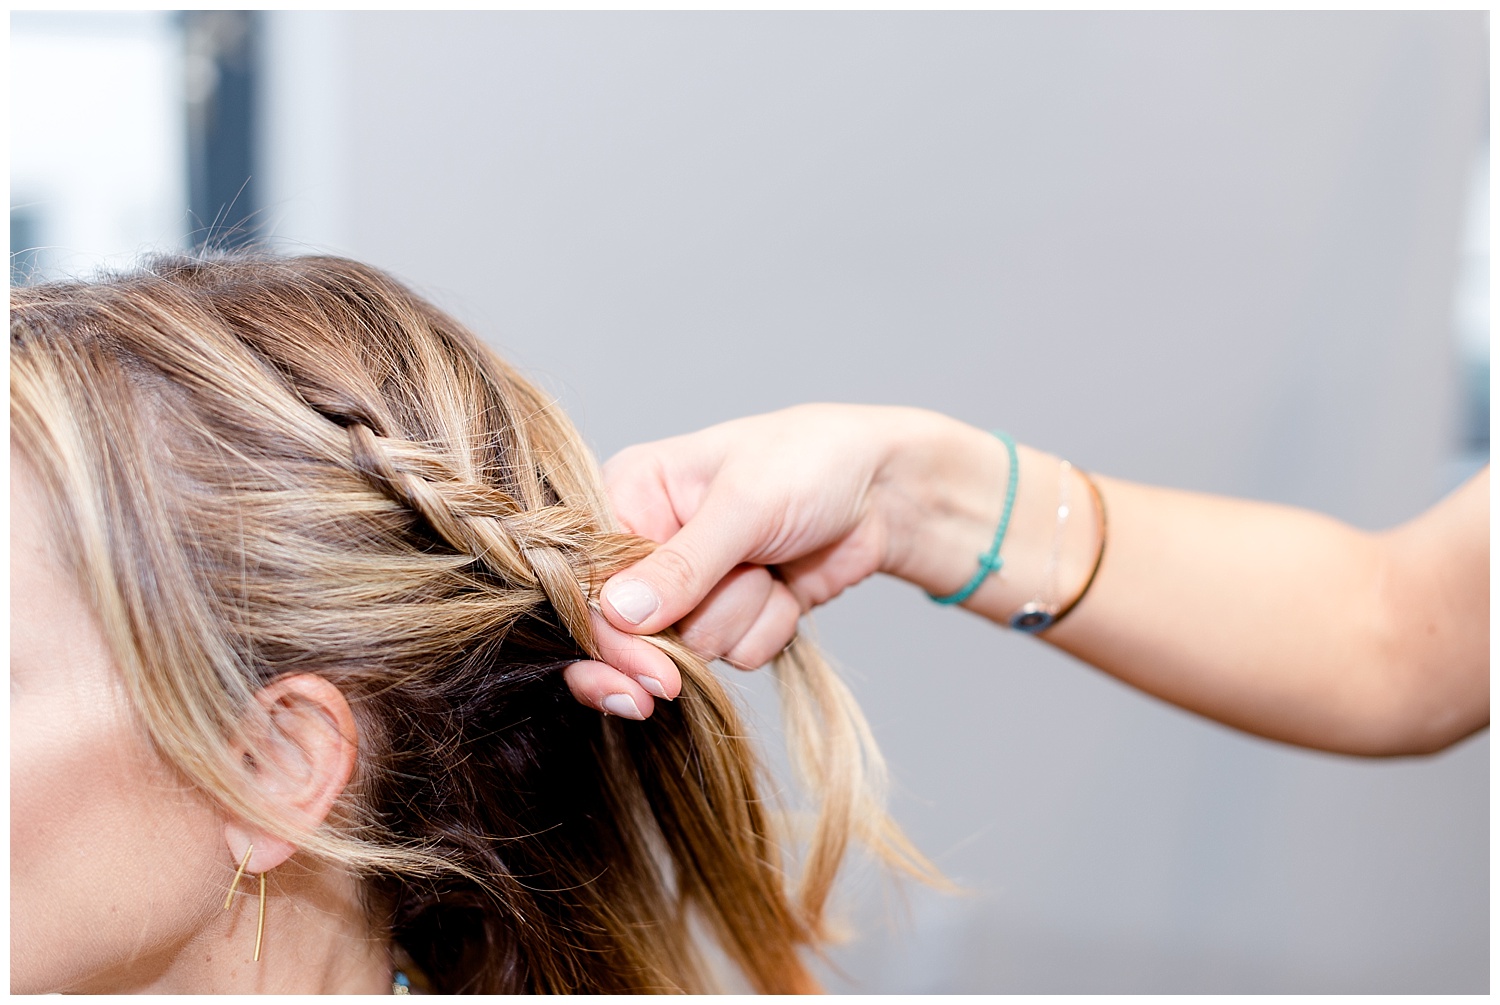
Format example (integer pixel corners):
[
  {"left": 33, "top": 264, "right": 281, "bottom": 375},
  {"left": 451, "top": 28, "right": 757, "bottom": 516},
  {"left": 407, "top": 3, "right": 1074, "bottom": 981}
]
[
  {"left": 11, "top": 12, "right": 190, "bottom": 282},
  {"left": 184, "top": 10, "right": 261, "bottom": 249},
  {"left": 1450, "top": 146, "right": 1490, "bottom": 478}
]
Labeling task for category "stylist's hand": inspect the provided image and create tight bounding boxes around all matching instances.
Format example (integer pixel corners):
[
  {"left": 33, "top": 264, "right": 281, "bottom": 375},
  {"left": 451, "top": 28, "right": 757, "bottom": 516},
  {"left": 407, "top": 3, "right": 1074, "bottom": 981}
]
[{"left": 562, "top": 405, "right": 1006, "bottom": 720}]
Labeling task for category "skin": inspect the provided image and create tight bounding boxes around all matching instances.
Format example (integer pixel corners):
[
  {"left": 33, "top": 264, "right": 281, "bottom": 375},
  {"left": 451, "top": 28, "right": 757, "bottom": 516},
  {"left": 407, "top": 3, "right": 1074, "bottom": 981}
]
[
  {"left": 11, "top": 459, "right": 391, "bottom": 993},
  {"left": 566, "top": 612, "right": 681, "bottom": 720},
  {"left": 564, "top": 404, "right": 1488, "bottom": 757}
]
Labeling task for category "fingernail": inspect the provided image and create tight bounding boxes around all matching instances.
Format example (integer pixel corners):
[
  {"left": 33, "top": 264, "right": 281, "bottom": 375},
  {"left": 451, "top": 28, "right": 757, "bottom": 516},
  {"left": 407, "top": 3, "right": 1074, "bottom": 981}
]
[
  {"left": 605, "top": 578, "right": 660, "bottom": 625},
  {"left": 602, "top": 693, "right": 645, "bottom": 720},
  {"left": 637, "top": 675, "right": 669, "bottom": 700}
]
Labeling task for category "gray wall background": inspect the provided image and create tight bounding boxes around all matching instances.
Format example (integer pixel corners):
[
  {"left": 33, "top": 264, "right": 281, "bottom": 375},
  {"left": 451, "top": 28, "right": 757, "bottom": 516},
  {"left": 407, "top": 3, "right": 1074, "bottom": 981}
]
[{"left": 258, "top": 12, "right": 1488, "bottom": 992}]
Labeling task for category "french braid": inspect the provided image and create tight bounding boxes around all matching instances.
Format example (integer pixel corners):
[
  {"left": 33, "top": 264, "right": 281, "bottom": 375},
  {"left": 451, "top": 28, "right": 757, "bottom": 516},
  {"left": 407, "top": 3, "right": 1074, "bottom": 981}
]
[
  {"left": 11, "top": 250, "right": 945, "bottom": 994},
  {"left": 343, "top": 422, "right": 642, "bottom": 654}
]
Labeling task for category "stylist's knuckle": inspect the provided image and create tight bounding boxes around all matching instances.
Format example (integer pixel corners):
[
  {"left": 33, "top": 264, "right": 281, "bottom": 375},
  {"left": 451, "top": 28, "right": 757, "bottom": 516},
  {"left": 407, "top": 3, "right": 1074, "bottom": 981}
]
[
  {"left": 603, "top": 441, "right": 646, "bottom": 468},
  {"left": 647, "top": 546, "right": 702, "bottom": 598},
  {"left": 728, "top": 618, "right": 798, "bottom": 671},
  {"left": 725, "top": 634, "right": 781, "bottom": 671},
  {"left": 602, "top": 445, "right": 652, "bottom": 486},
  {"left": 679, "top": 622, "right": 727, "bottom": 661},
  {"left": 782, "top": 579, "right": 818, "bottom": 614}
]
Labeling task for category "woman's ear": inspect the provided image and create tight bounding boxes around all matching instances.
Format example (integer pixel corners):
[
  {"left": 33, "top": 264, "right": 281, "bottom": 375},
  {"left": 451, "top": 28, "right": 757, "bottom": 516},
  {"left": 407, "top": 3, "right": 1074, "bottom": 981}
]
[{"left": 222, "top": 674, "right": 359, "bottom": 874}]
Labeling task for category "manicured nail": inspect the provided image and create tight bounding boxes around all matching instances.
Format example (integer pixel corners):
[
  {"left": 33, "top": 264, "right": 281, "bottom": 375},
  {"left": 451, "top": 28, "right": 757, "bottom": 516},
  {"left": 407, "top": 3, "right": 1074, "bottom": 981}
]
[
  {"left": 637, "top": 675, "right": 669, "bottom": 700},
  {"left": 602, "top": 693, "right": 645, "bottom": 719},
  {"left": 605, "top": 578, "right": 660, "bottom": 625}
]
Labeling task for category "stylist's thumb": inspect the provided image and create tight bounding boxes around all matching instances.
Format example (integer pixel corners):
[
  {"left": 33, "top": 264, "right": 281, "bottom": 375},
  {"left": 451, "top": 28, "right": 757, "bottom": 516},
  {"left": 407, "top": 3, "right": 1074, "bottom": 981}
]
[{"left": 601, "top": 493, "right": 762, "bottom": 636}]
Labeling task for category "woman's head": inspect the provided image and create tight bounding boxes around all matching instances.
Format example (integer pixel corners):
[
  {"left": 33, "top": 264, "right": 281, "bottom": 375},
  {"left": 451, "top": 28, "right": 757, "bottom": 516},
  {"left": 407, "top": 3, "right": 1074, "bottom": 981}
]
[{"left": 11, "top": 254, "right": 938, "bottom": 993}]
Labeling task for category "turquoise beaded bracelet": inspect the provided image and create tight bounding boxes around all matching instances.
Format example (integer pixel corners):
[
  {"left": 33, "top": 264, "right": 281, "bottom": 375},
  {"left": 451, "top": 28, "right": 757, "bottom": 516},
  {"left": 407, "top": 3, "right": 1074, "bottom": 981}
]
[{"left": 927, "top": 430, "right": 1019, "bottom": 606}]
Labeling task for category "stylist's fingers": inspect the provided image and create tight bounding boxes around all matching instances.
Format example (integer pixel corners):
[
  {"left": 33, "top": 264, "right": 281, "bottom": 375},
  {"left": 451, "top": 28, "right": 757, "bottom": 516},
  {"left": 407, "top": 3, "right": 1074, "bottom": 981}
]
[
  {"left": 562, "top": 660, "right": 655, "bottom": 720},
  {"left": 601, "top": 488, "right": 766, "bottom": 636},
  {"left": 590, "top": 610, "right": 681, "bottom": 700},
  {"left": 769, "top": 537, "right": 882, "bottom": 613},
  {"left": 676, "top": 564, "right": 776, "bottom": 661},
  {"left": 721, "top": 581, "right": 803, "bottom": 671},
  {"left": 561, "top": 611, "right": 681, "bottom": 718}
]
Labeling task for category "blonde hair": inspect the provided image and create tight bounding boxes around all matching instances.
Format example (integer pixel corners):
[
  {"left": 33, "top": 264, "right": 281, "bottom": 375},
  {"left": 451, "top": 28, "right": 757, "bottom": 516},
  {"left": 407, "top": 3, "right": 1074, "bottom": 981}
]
[{"left": 10, "top": 253, "right": 941, "bottom": 993}]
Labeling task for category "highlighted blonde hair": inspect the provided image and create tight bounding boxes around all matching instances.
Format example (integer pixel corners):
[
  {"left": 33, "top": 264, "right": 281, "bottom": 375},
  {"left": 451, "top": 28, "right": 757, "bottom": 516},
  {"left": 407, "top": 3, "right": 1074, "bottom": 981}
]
[{"left": 10, "top": 254, "right": 941, "bottom": 993}]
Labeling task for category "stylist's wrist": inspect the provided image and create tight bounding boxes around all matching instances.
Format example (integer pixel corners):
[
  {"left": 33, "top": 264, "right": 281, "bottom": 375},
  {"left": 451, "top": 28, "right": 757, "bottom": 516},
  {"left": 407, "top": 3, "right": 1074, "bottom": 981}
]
[
  {"left": 874, "top": 413, "right": 1063, "bottom": 618},
  {"left": 873, "top": 412, "right": 1008, "bottom": 595}
]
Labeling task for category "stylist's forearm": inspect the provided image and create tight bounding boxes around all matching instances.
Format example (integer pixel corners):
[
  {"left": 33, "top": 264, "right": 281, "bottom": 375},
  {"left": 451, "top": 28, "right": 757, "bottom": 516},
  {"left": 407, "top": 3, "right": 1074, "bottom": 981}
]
[
  {"left": 1042, "top": 481, "right": 1398, "bottom": 752},
  {"left": 874, "top": 419, "right": 1484, "bottom": 755},
  {"left": 1051, "top": 477, "right": 1486, "bottom": 754},
  {"left": 896, "top": 442, "right": 1484, "bottom": 755}
]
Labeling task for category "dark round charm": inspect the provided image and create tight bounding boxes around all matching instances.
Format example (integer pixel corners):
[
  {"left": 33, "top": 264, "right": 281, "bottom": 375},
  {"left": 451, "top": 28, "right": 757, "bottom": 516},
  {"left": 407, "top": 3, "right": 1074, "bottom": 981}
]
[{"left": 1009, "top": 603, "right": 1055, "bottom": 634}]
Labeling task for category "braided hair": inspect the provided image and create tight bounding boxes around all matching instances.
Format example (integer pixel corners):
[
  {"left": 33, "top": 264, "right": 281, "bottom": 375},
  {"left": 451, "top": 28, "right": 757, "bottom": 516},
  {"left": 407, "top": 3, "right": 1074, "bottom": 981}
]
[{"left": 10, "top": 252, "right": 942, "bottom": 992}]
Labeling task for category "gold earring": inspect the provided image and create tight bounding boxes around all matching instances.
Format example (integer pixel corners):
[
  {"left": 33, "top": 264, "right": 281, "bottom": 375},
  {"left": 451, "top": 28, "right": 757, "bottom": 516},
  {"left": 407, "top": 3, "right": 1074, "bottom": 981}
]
[
  {"left": 224, "top": 844, "right": 253, "bottom": 910},
  {"left": 255, "top": 871, "right": 266, "bottom": 962},
  {"left": 223, "top": 844, "right": 266, "bottom": 962}
]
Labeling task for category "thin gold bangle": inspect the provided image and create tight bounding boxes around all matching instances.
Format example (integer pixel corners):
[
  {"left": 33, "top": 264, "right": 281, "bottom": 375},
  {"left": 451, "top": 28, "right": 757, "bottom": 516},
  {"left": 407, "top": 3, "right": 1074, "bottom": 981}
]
[{"left": 1041, "top": 467, "right": 1107, "bottom": 631}]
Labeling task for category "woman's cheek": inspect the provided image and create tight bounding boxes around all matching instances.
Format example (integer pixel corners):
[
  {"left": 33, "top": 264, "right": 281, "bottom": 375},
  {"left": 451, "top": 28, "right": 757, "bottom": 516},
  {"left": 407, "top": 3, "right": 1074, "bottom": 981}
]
[{"left": 10, "top": 667, "right": 222, "bottom": 993}]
